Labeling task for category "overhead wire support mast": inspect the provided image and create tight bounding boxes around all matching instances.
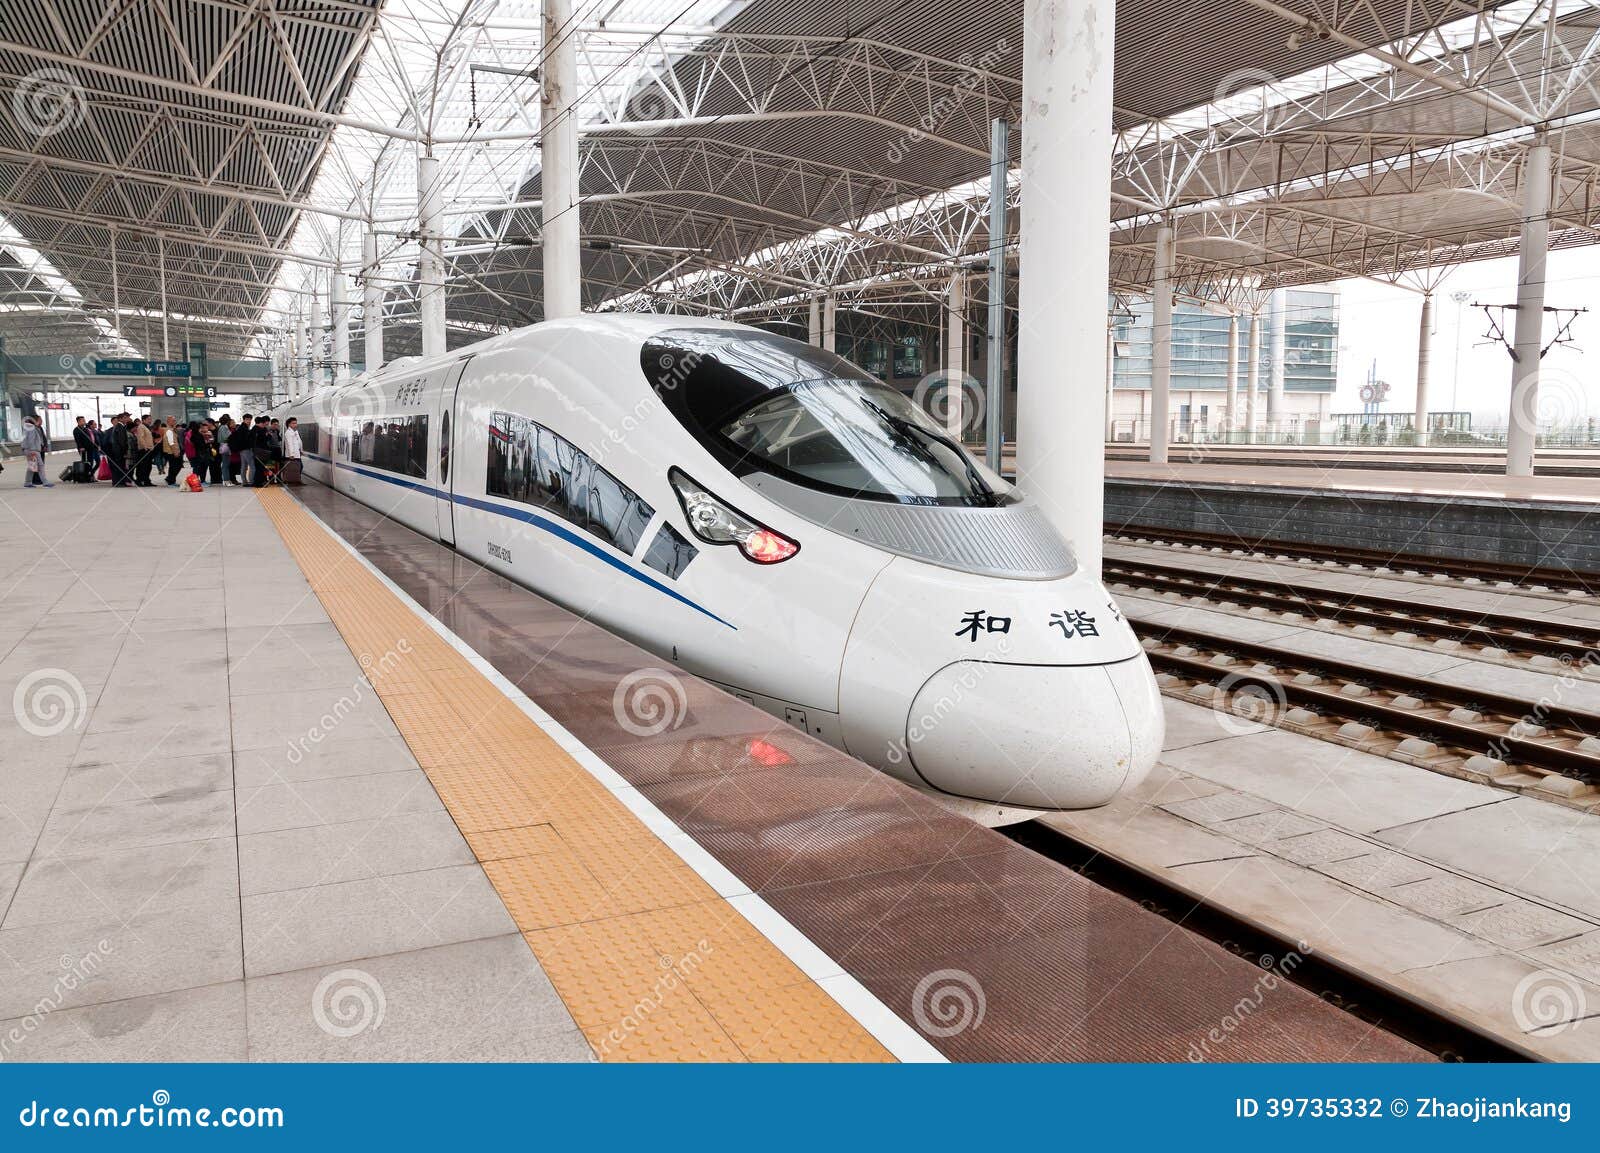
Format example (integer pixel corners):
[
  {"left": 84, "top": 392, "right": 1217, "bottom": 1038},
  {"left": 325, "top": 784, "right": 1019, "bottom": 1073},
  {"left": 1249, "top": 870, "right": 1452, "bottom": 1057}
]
[{"left": 1475, "top": 303, "right": 1588, "bottom": 361}]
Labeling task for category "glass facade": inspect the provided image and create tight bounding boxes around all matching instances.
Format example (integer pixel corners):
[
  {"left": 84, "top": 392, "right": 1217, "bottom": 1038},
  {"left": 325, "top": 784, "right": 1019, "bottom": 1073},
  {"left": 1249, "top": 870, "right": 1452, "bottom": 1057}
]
[{"left": 1111, "top": 290, "right": 1339, "bottom": 394}]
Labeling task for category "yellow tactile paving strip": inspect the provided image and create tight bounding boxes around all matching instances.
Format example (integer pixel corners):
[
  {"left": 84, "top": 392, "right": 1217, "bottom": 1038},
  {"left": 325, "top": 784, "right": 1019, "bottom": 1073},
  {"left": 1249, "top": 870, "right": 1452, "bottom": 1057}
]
[{"left": 257, "top": 488, "right": 892, "bottom": 1063}]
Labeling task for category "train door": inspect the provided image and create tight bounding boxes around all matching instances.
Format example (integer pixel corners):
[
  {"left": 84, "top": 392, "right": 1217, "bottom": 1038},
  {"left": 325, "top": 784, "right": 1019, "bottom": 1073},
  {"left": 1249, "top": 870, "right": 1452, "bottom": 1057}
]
[{"left": 435, "top": 358, "right": 471, "bottom": 545}]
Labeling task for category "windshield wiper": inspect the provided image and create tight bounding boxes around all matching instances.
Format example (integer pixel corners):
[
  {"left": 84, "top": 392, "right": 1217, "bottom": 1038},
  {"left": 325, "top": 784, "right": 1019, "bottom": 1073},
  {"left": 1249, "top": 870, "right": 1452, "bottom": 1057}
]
[{"left": 861, "top": 400, "right": 999, "bottom": 506}]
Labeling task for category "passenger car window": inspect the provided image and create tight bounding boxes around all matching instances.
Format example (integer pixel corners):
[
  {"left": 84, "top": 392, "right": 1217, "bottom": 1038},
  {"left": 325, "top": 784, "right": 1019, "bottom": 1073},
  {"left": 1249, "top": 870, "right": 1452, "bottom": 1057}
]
[
  {"left": 486, "top": 411, "right": 669, "bottom": 569},
  {"left": 642, "top": 522, "right": 698, "bottom": 579},
  {"left": 351, "top": 414, "right": 428, "bottom": 479}
]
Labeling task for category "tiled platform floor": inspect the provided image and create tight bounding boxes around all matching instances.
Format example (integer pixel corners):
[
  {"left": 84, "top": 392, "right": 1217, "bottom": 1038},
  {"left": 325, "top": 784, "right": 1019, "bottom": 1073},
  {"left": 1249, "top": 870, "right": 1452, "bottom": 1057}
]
[{"left": 0, "top": 456, "right": 589, "bottom": 1060}]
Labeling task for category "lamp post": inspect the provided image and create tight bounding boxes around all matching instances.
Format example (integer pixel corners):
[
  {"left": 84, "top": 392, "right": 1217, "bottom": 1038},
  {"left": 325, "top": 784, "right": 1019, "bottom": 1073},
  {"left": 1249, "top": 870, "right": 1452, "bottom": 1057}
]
[{"left": 1449, "top": 289, "right": 1471, "bottom": 414}]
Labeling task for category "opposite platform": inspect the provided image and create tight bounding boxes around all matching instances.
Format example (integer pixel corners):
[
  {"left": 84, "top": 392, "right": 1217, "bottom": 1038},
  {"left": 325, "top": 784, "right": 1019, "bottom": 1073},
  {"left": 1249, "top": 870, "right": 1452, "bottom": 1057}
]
[{"left": 1104, "top": 457, "right": 1600, "bottom": 575}]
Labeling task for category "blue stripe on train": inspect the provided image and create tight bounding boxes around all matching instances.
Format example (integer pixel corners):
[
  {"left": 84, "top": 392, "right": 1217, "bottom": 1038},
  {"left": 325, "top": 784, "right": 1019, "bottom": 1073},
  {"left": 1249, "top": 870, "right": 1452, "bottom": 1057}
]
[{"left": 329, "top": 459, "right": 734, "bottom": 630}]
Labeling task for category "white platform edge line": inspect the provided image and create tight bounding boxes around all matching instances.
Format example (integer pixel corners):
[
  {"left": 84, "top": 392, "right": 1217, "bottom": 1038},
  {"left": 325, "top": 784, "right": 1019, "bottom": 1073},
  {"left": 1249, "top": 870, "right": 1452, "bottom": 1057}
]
[{"left": 288, "top": 495, "right": 947, "bottom": 1065}]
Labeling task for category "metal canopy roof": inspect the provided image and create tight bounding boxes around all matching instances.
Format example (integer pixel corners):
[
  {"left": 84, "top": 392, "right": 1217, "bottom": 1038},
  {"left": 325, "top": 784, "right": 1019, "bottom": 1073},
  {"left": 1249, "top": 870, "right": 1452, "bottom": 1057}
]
[{"left": 0, "top": 0, "right": 1591, "bottom": 362}]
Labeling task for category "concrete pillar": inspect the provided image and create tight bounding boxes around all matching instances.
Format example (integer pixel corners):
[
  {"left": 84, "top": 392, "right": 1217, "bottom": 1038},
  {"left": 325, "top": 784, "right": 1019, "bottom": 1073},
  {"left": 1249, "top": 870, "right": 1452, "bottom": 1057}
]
[
  {"left": 1016, "top": 0, "right": 1116, "bottom": 575},
  {"left": 985, "top": 117, "right": 1008, "bottom": 471},
  {"left": 363, "top": 230, "right": 384, "bottom": 374},
  {"left": 946, "top": 271, "right": 965, "bottom": 439},
  {"left": 807, "top": 297, "right": 821, "bottom": 346},
  {"left": 1507, "top": 139, "right": 1552, "bottom": 477},
  {"left": 1104, "top": 320, "right": 1116, "bottom": 442},
  {"left": 1414, "top": 293, "right": 1433, "bottom": 447},
  {"left": 541, "top": 0, "right": 581, "bottom": 319},
  {"left": 822, "top": 293, "right": 836, "bottom": 352},
  {"left": 1245, "top": 311, "right": 1261, "bottom": 444},
  {"left": 1225, "top": 314, "right": 1240, "bottom": 438},
  {"left": 417, "top": 153, "right": 446, "bottom": 357},
  {"left": 294, "top": 308, "right": 307, "bottom": 397},
  {"left": 1267, "top": 287, "right": 1285, "bottom": 441},
  {"left": 308, "top": 289, "right": 324, "bottom": 391},
  {"left": 1148, "top": 222, "right": 1175, "bottom": 464},
  {"left": 331, "top": 262, "right": 350, "bottom": 387}
]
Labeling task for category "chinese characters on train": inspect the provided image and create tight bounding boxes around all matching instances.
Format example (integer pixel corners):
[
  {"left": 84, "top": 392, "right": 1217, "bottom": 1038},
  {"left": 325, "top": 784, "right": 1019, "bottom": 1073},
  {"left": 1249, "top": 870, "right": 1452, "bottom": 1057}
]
[{"left": 954, "top": 608, "right": 1114, "bottom": 642}]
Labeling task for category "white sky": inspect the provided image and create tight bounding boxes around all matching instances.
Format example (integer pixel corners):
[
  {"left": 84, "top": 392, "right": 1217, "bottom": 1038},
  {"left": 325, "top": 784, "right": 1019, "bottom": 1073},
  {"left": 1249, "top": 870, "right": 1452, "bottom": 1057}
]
[{"left": 1310, "top": 246, "right": 1600, "bottom": 427}]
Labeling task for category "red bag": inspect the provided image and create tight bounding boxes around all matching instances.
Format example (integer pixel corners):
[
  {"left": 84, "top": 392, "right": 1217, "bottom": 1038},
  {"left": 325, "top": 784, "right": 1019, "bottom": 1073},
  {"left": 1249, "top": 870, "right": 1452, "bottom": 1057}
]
[
  {"left": 96, "top": 458, "right": 111, "bottom": 481},
  {"left": 185, "top": 474, "right": 204, "bottom": 492}
]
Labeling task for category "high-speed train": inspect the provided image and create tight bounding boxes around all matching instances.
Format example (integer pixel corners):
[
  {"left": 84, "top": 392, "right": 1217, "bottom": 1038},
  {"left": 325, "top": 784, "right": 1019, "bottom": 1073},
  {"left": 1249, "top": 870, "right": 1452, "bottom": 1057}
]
[{"left": 284, "top": 315, "right": 1162, "bottom": 824}]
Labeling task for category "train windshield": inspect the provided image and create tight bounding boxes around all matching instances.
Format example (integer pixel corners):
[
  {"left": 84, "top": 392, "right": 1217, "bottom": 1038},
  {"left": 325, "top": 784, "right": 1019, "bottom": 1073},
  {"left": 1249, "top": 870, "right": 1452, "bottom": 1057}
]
[{"left": 644, "top": 328, "right": 1012, "bottom": 507}]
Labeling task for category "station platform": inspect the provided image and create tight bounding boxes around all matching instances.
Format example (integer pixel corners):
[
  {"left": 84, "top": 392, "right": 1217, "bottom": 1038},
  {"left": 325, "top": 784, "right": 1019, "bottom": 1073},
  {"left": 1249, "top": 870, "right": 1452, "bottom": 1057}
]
[
  {"left": 1051, "top": 698, "right": 1600, "bottom": 1061},
  {"left": 1103, "top": 457, "right": 1600, "bottom": 575},
  {"left": 0, "top": 460, "right": 1427, "bottom": 1062},
  {"left": 1084, "top": 534, "right": 1600, "bottom": 1057}
]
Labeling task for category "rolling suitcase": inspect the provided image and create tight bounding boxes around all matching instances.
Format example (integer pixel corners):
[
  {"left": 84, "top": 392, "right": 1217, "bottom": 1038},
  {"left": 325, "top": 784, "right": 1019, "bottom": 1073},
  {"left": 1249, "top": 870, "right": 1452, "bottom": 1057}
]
[
  {"left": 61, "top": 460, "right": 94, "bottom": 483},
  {"left": 279, "top": 458, "right": 303, "bottom": 485}
]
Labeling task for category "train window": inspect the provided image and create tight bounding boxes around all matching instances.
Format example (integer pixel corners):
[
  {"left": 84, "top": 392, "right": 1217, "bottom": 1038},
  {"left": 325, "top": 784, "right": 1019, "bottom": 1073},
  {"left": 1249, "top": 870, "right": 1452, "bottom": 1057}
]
[
  {"left": 439, "top": 410, "right": 451, "bottom": 485},
  {"left": 351, "top": 414, "right": 429, "bottom": 479},
  {"left": 587, "top": 465, "right": 654, "bottom": 554},
  {"left": 299, "top": 422, "right": 321, "bottom": 455},
  {"left": 641, "top": 521, "right": 698, "bottom": 579},
  {"left": 486, "top": 410, "right": 661, "bottom": 561},
  {"left": 643, "top": 328, "right": 1011, "bottom": 507}
]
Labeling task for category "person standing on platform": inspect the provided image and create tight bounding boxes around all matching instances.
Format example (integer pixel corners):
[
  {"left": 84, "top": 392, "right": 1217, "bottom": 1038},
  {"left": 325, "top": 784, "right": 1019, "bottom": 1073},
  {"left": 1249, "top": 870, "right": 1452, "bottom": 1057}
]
[
  {"left": 108, "top": 415, "right": 131, "bottom": 487},
  {"left": 131, "top": 415, "right": 156, "bottom": 487},
  {"left": 162, "top": 417, "right": 183, "bottom": 486},
  {"left": 250, "top": 415, "right": 276, "bottom": 486},
  {"left": 21, "top": 416, "right": 51, "bottom": 488},
  {"left": 215, "top": 415, "right": 233, "bottom": 482},
  {"left": 83, "top": 421, "right": 101, "bottom": 474},
  {"left": 234, "top": 414, "right": 254, "bottom": 487},
  {"left": 72, "top": 416, "right": 95, "bottom": 468}
]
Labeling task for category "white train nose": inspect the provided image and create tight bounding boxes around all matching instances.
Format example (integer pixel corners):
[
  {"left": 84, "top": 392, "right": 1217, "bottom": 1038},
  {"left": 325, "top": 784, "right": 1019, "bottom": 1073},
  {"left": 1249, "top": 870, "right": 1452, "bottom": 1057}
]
[{"left": 904, "top": 653, "right": 1164, "bottom": 809}]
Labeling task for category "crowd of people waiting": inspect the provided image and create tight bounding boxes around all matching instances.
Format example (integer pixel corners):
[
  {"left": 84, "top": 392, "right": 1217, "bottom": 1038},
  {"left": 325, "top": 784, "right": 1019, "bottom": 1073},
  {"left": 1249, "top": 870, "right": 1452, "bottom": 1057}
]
[{"left": 19, "top": 411, "right": 302, "bottom": 489}]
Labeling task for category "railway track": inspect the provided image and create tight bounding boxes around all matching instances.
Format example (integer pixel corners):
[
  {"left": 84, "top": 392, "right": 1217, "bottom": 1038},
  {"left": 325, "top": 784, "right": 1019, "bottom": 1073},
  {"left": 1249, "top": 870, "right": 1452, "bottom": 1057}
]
[
  {"left": 1105, "top": 556, "right": 1600, "bottom": 668},
  {"left": 1138, "top": 620, "right": 1600, "bottom": 793},
  {"left": 1106, "top": 524, "right": 1600, "bottom": 595},
  {"left": 1006, "top": 820, "right": 1531, "bottom": 1062}
]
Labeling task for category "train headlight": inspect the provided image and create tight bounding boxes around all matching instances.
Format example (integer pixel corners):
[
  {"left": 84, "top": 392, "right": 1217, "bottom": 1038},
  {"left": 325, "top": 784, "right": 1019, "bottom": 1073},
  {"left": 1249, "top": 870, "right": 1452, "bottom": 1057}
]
[{"left": 668, "top": 468, "right": 799, "bottom": 564}]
